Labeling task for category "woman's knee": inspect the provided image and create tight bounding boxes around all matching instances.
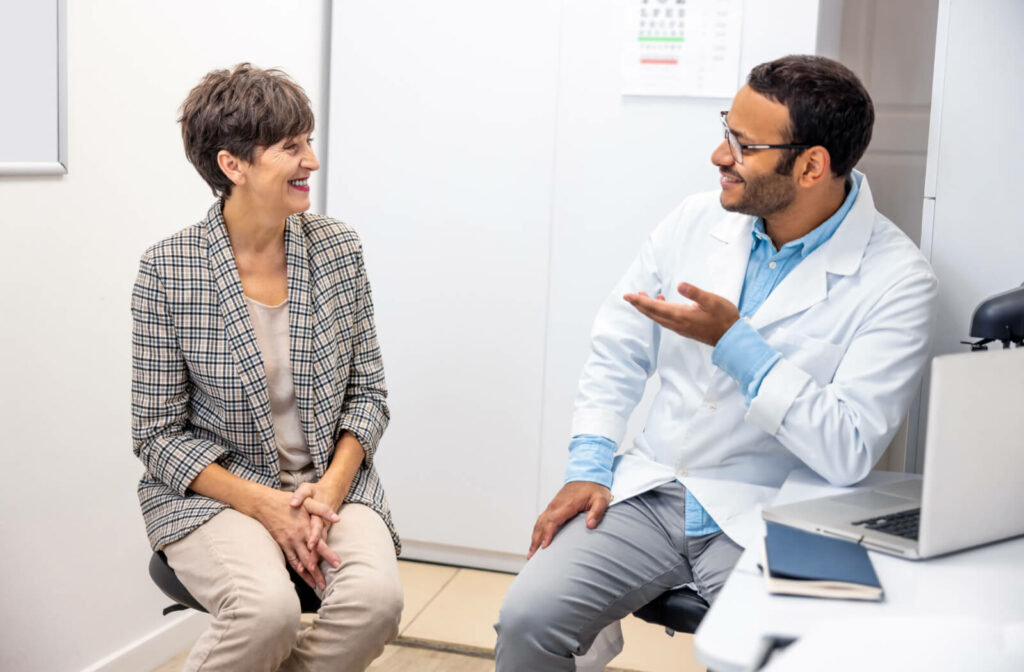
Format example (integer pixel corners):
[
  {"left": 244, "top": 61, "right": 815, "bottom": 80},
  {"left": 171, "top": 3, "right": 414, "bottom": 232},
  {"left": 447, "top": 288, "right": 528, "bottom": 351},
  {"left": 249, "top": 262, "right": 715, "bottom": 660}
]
[
  {"left": 326, "top": 563, "right": 403, "bottom": 633},
  {"left": 362, "top": 568, "right": 404, "bottom": 630},
  {"left": 221, "top": 577, "right": 303, "bottom": 645}
]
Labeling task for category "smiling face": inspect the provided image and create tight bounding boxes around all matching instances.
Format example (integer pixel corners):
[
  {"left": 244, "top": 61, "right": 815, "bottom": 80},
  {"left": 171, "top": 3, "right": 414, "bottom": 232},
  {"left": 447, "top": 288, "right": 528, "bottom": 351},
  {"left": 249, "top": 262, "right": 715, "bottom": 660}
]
[
  {"left": 230, "top": 132, "right": 320, "bottom": 220},
  {"left": 712, "top": 86, "right": 799, "bottom": 218}
]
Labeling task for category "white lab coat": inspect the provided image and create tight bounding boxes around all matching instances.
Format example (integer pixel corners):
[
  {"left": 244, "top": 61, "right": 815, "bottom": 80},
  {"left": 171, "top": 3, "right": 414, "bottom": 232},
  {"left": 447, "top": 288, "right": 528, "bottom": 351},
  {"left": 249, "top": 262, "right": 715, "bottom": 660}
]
[{"left": 572, "top": 172, "right": 938, "bottom": 549}]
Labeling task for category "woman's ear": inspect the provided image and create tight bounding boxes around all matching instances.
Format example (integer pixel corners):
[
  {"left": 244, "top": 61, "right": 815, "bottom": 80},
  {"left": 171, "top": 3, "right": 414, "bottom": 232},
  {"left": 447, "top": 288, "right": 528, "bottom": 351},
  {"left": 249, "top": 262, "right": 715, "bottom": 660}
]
[{"left": 217, "top": 150, "right": 247, "bottom": 188}]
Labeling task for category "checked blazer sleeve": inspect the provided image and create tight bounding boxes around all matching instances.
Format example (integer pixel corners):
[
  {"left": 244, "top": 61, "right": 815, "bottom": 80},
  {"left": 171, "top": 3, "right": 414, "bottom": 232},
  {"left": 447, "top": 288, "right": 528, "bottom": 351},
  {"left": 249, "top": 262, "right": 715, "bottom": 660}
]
[
  {"left": 131, "top": 254, "right": 227, "bottom": 496},
  {"left": 333, "top": 243, "right": 389, "bottom": 468}
]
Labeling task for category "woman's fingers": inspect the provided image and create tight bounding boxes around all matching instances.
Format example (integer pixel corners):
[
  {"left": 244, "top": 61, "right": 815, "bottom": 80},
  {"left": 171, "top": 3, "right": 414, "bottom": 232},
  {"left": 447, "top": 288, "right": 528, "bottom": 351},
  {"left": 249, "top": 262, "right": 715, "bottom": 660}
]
[
  {"left": 289, "top": 482, "right": 315, "bottom": 508},
  {"left": 316, "top": 538, "right": 341, "bottom": 569},
  {"left": 284, "top": 550, "right": 317, "bottom": 588},
  {"left": 307, "top": 517, "right": 324, "bottom": 550},
  {"left": 294, "top": 541, "right": 326, "bottom": 590},
  {"left": 303, "top": 497, "right": 341, "bottom": 523}
]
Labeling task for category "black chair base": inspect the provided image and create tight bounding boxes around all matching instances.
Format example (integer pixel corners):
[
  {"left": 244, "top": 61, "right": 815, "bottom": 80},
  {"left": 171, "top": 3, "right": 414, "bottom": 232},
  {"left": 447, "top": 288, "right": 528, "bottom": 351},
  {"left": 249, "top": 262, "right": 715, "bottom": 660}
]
[
  {"left": 632, "top": 586, "right": 710, "bottom": 635},
  {"left": 148, "top": 550, "right": 323, "bottom": 616}
]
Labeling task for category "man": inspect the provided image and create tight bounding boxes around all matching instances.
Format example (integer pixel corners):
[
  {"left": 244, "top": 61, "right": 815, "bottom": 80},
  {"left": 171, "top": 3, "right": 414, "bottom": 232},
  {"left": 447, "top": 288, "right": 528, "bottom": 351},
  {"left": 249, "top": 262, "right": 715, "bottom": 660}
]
[{"left": 494, "top": 55, "right": 938, "bottom": 670}]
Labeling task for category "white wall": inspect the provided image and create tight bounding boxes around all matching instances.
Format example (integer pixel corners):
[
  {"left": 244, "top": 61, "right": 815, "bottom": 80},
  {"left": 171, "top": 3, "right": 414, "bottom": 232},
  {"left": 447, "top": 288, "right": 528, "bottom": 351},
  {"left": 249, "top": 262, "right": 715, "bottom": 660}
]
[{"left": 0, "top": 1, "right": 329, "bottom": 670}]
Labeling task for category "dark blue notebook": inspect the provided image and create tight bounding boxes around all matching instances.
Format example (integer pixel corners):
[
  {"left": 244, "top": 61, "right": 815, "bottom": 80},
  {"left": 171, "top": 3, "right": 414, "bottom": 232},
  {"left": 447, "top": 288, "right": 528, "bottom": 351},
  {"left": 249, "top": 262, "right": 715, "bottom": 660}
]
[{"left": 763, "top": 521, "right": 884, "bottom": 601}]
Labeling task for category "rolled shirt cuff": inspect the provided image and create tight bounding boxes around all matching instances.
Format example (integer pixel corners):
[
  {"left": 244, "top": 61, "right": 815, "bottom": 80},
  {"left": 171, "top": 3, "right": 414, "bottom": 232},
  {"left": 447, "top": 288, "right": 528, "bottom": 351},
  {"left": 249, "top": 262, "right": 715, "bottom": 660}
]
[
  {"left": 712, "top": 318, "right": 782, "bottom": 402},
  {"left": 564, "top": 434, "right": 616, "bottom": 489}
]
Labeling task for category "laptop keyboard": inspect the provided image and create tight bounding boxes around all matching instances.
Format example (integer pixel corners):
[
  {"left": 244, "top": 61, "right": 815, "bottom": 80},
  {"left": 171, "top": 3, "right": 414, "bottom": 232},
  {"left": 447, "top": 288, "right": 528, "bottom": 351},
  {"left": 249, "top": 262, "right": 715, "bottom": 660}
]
[{"left": 853, "top": 508, "right": 921, "bottom": 540}]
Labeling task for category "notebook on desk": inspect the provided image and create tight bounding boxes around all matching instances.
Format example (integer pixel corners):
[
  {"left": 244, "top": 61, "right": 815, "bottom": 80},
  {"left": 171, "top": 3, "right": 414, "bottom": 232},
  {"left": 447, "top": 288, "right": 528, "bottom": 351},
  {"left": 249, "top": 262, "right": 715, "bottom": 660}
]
[
  {"left": 763, "top": 347, "right": 1024, "bottom": 560},
  {"left": 762, "top": 521, "right": 883, "bottom": 601}
]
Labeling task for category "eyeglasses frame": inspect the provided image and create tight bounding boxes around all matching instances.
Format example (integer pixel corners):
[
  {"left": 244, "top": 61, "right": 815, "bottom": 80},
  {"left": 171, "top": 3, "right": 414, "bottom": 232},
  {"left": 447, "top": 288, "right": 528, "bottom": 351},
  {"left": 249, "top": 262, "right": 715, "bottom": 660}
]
[{"left": 720, "top": 111, "right": 812, "bottom": 164}]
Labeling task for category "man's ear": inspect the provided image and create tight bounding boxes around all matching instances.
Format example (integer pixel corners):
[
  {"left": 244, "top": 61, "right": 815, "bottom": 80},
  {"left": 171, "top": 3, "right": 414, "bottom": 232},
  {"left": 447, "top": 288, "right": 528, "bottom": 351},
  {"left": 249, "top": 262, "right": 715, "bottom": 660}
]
[
  {"left": 217, "top": 150, "right": 247, "bottom": 188},
  {"left": 796, "top": 146, "right": 831, "bottom": 187}
]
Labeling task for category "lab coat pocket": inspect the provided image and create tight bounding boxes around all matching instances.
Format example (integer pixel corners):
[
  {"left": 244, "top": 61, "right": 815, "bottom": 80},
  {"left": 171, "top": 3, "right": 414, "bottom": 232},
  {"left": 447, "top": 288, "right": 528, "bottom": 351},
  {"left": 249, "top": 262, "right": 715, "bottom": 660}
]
[{"left": 769, "top": 328, "right": 845, "bottom": 387}]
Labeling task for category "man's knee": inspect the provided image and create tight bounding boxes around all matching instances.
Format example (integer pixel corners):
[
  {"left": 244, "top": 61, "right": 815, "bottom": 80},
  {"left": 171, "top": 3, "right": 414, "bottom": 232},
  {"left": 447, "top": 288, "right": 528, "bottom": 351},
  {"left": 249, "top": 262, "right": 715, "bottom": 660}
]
[{"left": 496, "top": 568, "right": 569, "bottom": 647}]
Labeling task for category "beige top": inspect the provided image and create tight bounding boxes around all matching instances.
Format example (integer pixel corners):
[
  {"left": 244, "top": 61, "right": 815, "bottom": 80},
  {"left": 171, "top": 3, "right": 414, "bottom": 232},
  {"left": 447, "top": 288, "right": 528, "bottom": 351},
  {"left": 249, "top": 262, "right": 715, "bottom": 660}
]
[{"left": 244, "top": 295, "right": 312, "bottom": 472}]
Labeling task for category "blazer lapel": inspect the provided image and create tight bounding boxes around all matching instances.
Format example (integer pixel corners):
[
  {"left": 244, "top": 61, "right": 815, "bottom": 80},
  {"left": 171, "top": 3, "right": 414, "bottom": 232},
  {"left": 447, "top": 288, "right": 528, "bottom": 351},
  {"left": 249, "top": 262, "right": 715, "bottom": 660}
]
[
  {"left": 283, "top": 217, "right": 321, "bottom": 470},
  {"left": 203, "top": 202, "right": 279, "bottom": 472}
]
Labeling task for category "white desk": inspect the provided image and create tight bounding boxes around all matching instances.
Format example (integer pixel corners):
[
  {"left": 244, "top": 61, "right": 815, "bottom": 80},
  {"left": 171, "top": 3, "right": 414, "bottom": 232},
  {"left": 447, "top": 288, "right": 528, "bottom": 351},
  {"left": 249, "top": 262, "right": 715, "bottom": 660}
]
[{"left": 694, "top": 469, "right": 1024, "bottom": 671}]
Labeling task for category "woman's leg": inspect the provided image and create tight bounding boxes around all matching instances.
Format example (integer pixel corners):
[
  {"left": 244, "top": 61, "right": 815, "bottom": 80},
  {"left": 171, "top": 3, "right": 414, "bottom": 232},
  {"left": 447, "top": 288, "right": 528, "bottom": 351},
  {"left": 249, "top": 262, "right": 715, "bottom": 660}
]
[
  {"left": 278, "top": 502, "right": 403, "bottom": 672},
  {"left": 163, "top": 509, "right": 303, "bottom": 672}
]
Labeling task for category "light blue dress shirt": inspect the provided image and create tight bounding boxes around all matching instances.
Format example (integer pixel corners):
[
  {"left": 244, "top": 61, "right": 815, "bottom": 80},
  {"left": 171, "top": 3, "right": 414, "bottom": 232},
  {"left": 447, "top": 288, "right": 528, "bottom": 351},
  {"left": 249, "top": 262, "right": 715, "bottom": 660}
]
[{"left": 566, "top": 174, "right": 862, "bottom": 537}]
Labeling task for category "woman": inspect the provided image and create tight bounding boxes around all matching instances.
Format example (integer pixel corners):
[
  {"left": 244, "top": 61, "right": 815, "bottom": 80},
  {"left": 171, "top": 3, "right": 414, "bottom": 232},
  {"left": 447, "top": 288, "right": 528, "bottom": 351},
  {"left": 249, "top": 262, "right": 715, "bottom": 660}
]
[{"left": 131, "top": 63, "right": 402, "bottom": 671}]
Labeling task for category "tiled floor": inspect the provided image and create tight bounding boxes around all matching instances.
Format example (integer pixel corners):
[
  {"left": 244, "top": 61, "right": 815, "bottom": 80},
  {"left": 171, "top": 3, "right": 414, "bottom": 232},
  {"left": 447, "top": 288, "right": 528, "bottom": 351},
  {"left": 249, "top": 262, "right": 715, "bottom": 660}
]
[
  {"left": 152, "top": 560, "right": 705, "bottom": 672},
  {"left": 395, "top": 561, "right": 704, "bottom": 672}
]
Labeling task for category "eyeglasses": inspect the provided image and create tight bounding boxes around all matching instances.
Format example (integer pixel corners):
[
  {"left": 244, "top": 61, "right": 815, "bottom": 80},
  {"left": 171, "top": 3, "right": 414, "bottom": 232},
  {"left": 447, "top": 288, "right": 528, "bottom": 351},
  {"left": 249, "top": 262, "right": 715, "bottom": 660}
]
[{"left": 720, "top": 111, "right": 811, "bottom": 164}]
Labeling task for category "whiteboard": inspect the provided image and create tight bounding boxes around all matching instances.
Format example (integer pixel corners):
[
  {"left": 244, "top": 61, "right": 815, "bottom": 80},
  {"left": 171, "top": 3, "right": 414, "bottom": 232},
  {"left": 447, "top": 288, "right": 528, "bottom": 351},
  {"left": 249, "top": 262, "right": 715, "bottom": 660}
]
[{"left": 0, "top": 0, "right": 67, "bottom": 174}]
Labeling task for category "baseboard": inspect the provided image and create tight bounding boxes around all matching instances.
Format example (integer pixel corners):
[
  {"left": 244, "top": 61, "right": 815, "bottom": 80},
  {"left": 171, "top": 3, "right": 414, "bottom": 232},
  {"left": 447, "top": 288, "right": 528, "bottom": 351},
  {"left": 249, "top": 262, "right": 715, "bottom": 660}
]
[
  {"left": 80, "top": 611, "right": 210, "bottom": 672},
  {"left": 399, "top": 539, "right": 526, "bottom": 574}
]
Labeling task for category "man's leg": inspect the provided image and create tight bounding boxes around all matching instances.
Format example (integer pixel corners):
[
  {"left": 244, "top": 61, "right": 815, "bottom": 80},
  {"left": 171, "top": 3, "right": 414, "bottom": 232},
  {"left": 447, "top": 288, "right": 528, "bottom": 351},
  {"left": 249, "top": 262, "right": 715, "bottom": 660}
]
[
  {"left": 686, "top": 529, "right": 744, "bottom": 603},
  {"left": 495, "top": 482, "right": 692, "bottom": 672}
]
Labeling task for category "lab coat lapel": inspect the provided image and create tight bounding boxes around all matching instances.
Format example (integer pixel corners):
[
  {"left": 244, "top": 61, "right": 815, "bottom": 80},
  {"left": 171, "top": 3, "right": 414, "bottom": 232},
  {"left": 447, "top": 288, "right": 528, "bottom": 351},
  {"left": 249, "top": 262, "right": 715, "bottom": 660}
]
[
  {"left": 699, "top": 215, "right": 754, "bottom": 388},
  {"left": 751, "top": 173, "right": 875, "bottom": 330},
  {"left": 749, "top": 250, "right": 829, "bottom": 330},
  {"left": 707, "top": 215, "right": 753, "bottom": 305},
  {"left": 204, "top": 202, "right": 280, "bottom": 472}
]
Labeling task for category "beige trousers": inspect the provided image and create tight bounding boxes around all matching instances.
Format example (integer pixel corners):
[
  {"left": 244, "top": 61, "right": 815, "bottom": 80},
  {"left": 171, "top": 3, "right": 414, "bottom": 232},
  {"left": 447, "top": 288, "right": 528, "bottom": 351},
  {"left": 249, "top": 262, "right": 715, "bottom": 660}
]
[{"left": 164, "top": 470, "right": 403, "bottom": 672}]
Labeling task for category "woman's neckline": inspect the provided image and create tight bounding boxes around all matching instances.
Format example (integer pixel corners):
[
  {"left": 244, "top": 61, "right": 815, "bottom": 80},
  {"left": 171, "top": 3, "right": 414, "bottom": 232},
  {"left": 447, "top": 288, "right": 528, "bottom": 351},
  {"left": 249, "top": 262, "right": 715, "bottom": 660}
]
[{"left": 244, "top": 294, "right": 289, "bottom": 309}]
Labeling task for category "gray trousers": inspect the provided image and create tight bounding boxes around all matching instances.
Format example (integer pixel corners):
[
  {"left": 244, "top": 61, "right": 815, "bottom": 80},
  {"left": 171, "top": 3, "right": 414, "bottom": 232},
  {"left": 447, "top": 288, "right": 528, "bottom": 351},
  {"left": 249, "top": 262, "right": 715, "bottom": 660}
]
[{"left": 494, "top": 481, "right": 742, "bottom": 671}]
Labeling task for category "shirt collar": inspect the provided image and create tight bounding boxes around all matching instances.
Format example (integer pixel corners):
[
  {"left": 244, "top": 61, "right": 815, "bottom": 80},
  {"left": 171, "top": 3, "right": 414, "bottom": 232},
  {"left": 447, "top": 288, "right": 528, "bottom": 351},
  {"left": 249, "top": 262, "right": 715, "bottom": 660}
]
[{"left": 751, "top": 172, "right": 862, "bottom": 258}]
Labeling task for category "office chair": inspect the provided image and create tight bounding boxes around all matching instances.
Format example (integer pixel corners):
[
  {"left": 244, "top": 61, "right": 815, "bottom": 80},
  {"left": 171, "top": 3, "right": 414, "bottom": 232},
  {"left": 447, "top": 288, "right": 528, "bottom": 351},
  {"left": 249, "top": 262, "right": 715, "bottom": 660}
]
[
  {"left": 632, "top": 585, "right": 710, "bottom": 635},
  {"left": 148, "top": 551, "right": 322, "bottom": 616}
]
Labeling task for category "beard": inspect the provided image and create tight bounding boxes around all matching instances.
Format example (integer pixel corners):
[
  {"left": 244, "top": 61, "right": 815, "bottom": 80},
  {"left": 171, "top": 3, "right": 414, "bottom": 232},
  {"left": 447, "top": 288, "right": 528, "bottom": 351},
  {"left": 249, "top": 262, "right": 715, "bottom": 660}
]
[{"left": 720, "top": 168, "right": 796, "bottom": 219}]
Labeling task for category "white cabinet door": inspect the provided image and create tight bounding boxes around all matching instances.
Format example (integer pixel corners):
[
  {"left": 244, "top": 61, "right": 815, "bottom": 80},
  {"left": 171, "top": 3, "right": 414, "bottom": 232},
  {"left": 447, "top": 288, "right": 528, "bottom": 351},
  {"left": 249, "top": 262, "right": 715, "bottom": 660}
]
[
  {"left": 916, "top": 0, "right": 1024, "bottom": 469},
  {"left": 326, "top": 1, "right": 562, "bottom": 560}
]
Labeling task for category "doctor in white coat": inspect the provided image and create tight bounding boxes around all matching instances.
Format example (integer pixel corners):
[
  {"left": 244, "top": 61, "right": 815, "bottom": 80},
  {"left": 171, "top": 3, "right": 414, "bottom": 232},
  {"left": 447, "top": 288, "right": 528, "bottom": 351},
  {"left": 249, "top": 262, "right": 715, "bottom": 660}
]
[{"left": 495, "top": 55, "right": 938, "bottom": 671}]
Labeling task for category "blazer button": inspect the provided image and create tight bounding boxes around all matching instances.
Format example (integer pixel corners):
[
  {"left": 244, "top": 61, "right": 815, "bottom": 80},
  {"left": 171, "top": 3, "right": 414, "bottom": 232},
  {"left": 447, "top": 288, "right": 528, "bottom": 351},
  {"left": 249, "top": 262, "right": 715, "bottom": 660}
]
[{"left": 703, "top": 401, "right": 717, "bottom": 411}]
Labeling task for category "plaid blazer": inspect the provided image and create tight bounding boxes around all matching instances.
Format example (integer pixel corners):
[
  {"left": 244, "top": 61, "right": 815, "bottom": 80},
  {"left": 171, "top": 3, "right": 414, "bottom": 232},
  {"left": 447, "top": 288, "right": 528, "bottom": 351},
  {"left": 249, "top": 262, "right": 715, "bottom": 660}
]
[{"left": 131, "top": 201, "right": 398, "bottom": 553}]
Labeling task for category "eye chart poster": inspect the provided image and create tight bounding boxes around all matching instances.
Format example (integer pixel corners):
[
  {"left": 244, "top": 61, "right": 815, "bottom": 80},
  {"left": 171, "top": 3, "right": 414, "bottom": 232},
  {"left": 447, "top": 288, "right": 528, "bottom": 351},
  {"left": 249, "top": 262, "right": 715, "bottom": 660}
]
[{"left": 621, "top": 0, "right": 743, "bottom": 97}]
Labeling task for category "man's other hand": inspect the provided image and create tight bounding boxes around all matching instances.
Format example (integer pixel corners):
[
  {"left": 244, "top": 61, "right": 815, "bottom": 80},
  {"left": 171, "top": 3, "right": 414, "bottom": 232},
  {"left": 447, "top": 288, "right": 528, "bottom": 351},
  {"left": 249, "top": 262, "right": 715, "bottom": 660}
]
[
  {"left": 528, "top": 481, "right": 612, "bottom": 559},
  {"left": 624, "top": 282, "right": 739, "bottom": 346}
]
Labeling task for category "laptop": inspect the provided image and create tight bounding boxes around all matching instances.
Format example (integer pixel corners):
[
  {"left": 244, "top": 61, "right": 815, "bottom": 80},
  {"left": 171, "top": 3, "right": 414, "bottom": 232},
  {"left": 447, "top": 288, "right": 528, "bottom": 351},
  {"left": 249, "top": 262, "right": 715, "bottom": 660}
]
[{"left": 762, "top": 347, "right": 1024, "bottom": 559}]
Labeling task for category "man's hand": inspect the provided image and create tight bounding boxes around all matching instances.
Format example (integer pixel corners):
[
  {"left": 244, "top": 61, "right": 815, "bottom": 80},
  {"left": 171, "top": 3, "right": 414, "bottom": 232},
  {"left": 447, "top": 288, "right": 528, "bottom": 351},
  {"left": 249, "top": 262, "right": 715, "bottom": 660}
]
[
  {"left": 624, "top": 282, "right": 739, "bottom": 346},
  {"left": 529, "top": 481, "right": 612, "bottom": 559}
]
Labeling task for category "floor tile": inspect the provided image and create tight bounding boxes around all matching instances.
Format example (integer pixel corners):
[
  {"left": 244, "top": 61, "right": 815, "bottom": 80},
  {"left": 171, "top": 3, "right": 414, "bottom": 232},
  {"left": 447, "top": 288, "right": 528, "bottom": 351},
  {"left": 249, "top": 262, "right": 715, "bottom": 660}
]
[
  {"left": 401, "top": 568, "right": 515, "bottom": 651},
  {"left": 151, "top": 650, "right": 189, "bottom": 672},
  {"left": 396, "top": 560, "right": 459, "bottom": 634},
  {"left": 609, "top": 615, "right": 705, "bottom": 672}
]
